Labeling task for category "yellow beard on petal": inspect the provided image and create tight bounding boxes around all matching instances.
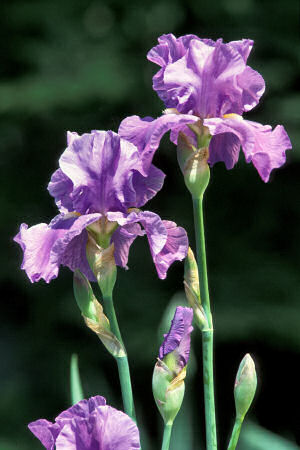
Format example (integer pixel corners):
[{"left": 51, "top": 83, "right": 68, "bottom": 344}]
[{"left": 223, "top": 113, "right": 244, "bottom": 121}]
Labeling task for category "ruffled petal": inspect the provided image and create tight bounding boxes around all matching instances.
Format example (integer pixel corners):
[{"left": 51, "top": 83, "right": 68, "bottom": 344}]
[
  {"left": 208, "top": 132, "right": 242, "bottom": 169},
  {"left": 147, "top": 33, "right": 201, "bottom": 107},
  {"left": 108, "top": 211, "right": 187, "bottom": 279},
  {"left": 159, "top": 306, "right": 193, "bottom": 370},
  {"left": 14, "top": 213, "right": 101, "bottom": 283},
  {"left": 56, "top": 396, "right": 106, "bottom": 423},
  {"left": 229, "top": 39, "right": 253, "bottom": 62},
  {"left": 132, "top": 164, "right": 165, "bottom": 207},
  {"left": 151, "top": 220, "right": 189, "bottom": 280},
  {"left": 48, "top": 169, "right": 74, "bottom": 213},
  {"left": 204, "top": 116, "right": 292, "bottom": 181},
  {"left": 96, "top": 406, "right": 140, "bottom": 450},
  {"left": 28, "top": 419, "right": 60, "bottom": 450},
  {"left": 108, "top": 210, "right": 168, "bottom": 255},
  {"left": 111, "top": 223, "right": 144, "bottom": 269},
  {"left": 119, "top": 114, "right": 198, "bottom": 174},
  {"left": 29, "top": 397, "right": 140, "bottom": 450},
  {"left": 58, "top": 130, "right": 143, "bottom": 214},
  {"left": 147, "top": 34, "right": 265, "bottom": 117}
]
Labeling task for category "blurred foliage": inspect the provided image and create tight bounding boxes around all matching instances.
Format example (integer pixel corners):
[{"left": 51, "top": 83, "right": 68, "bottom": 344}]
[{"left": 1, "top": 0, "right": 299, "bottom": 448}]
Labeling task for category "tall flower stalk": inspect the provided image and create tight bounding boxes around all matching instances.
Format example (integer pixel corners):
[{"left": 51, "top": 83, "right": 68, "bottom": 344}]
[
  {"left": 103, "top": 292, "right": 136, "bottom": 419},
  {"left": 193, "top": 194, "right": 217, "bottom": 449}
]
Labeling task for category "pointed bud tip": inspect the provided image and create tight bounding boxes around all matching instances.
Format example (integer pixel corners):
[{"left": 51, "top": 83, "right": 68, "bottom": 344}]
[{"left": 234, "top": 353, "right": 257, "bottom": 420}]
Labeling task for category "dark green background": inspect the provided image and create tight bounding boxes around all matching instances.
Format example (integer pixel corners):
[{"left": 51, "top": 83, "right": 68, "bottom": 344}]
[{"left": 1, "top": 0, "right": 299, "bottom": 448}]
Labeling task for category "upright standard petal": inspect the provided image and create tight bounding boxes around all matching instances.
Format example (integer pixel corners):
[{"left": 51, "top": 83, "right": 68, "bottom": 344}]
[
  {"left": 14, "top": 213, "right": 101, "bottom": 283},
  {"left": 50, "top": 130, "right": 165, "bottom": 215},
  {"left": 159, "top": 306, "right": 193, "bottom": 371},
  {"left": 148, "top": 34, "right": 265, "bottom": 117},
  {"left": 58, "top": 131, "right": 140, "bottom": 214},
  {"left": 119, "top": 113, "right": 198, "bottom": 174},
  {"left": 48, "top": 169, "right": 74, "bottom": 213}
]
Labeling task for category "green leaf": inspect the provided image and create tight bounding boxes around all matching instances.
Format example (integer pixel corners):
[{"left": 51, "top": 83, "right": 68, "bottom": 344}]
[
  {"left": 240, "top": 422, "right": 298, "bottom": 450},
  {"left": 70, "top": 354, "right": 84, "bottom": 405}
]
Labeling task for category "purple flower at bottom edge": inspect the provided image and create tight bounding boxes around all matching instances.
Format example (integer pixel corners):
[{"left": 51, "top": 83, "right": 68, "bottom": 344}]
[
  {"left": 28, "top": 395, "right": 140, "bottom": 450},
  {"left": 119, "top": 34, "right": 292, "bottom": 182},
  {"left": 14, "top": 130, "right": 189, "bottom": 283},
  {"left": 159, "top": 306, "right": 193, "bottom": 373}
]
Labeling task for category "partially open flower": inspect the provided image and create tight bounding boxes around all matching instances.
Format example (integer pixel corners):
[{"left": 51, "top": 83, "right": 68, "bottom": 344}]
[{"left": 152, "top": 306, "right": 193, "bottom": 423}]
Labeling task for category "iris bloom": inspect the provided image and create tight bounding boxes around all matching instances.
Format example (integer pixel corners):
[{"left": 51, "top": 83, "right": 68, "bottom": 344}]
[
  {"left": 28, "top": 395, "right": 140, "bottom": 449},
  {"left": 119, "top": 34, "right": 292, "bottom": 182},
  {"left": 14, "top": 130, "right": 188, "bottom": 282}
]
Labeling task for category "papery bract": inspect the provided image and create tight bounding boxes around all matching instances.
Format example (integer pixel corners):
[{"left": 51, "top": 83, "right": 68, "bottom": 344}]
[
  {"left": 14, "top": 130, "right": 189, "bottom": 282},
  {"left": 28, "top": 395, "right": 140, "bottom": 450}
]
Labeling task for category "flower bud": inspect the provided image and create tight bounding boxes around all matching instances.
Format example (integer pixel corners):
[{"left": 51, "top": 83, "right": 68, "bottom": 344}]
[
  {"left": 152, "top": 359, "right": 186, "bottom": 424},
  {"left": 177, "top": 131, "right": 210, "bottom": 199},
  {"left": 234, "top": 354, "right": 257, "bottom": 420},
  {"left": 73, "top": 270, "right": 125, "bottom": 358},
  {"left": 86, "top": 237, "right": 117, "bottom": 297},
  {"left": 153, "top": 307, "right": 193, "bottom": 424},
  {"left": 73, "top": 270, "right": 98, "bottom": 321},
  {"left": 184, "top": 248, "right": 208, "bottom": 330}
]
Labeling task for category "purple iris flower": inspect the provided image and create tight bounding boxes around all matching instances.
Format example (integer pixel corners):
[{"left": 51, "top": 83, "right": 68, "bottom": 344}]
[
  {"left": 14, "top": 130, "right": 188, "bottom": 282},
  {"left": 28, "top": 395, "right": 140, "bottom": 450},
  {"left": 159, "top": 306, "right": 193, "bottom": 373},
  {"left": 119, "top": 34, "right": 292, "bottom": 182}
]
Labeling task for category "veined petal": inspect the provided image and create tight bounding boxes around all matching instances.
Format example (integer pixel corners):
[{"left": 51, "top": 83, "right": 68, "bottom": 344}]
[
  {"left": 48, "top": 169, "right": 74, "bottom": 213},
  {"left": 29, "top": 396, "right": 140, "bottom": 450},
  {"left": 229, "top": 39, "right": 254, "bottom": 61},
  {"left": 28, "top": 419, "right": 60, "bottom": 450},
  {"left": 159, "top": 306, "right": 193, "bottom": 371},
  {"left": 14, "top": 213, "right": 101, "bottom": 283},
  {"left": 95, "top": 406, "right": 140, "bottom": 450},
  {"left": 119, "top": 114, "right": 199, "bottom": 174},
  {"left": 132, "top": 164, "right": 166, "bottom": 207},
  {"left": 108, "top": 210, "right": 168, "bottom": 255},
  {"left": 151, "top": 220, "right": 189, "bottom": 280},
  {"left": 108, "top": 211, "right": 188, "bottom": 279},
  {"left": 56, "top": 396, "right": 106, "bottom": 422},
  {"left": 204, "top": 117, "right": 292, "bottom": 181},
  {"left": 59, "top": 130, "right": 140, "bottom": 214},
  {"left": 148, "top": 34, "right": 265, "bottom": 117},
  {"left": 111, "top": 223, "right": 145, "bottom": 269}
]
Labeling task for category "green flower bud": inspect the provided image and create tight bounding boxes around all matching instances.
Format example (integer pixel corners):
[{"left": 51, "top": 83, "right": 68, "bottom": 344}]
[
  {"left": 73, "top": 270, "right": 125, "bottom": 358},
  {"left": 86, "top": 237, "right": 117, "bottom": 297},
  {"left": 73, "top": 269, "right": 98, "bottom": 321},
  {"left": 184, "top": 247, "right": 208, "bottom": 330},
  {"left": 177, "top": 129, "right": 210, "bottom": 199},
  {"left": 234, "top": 354, "right": 257, "bottom": 420},
  {"left": 152, "top": 359, "right": 186, "bottom": 424}
]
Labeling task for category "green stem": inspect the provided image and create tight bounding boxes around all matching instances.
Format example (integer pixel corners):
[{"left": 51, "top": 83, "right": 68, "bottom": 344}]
[
  {"left": 227, "top": 418, "right": 243, "bottom": 450},
  {"left": 103, "top": 294, "right": 136, "bottom": 420},
  {"left": 161, "top": 422, "right": 173, "bottom": 450},
  {"left": 192, "top": 195, "right": 217, "bottom": 450}
]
